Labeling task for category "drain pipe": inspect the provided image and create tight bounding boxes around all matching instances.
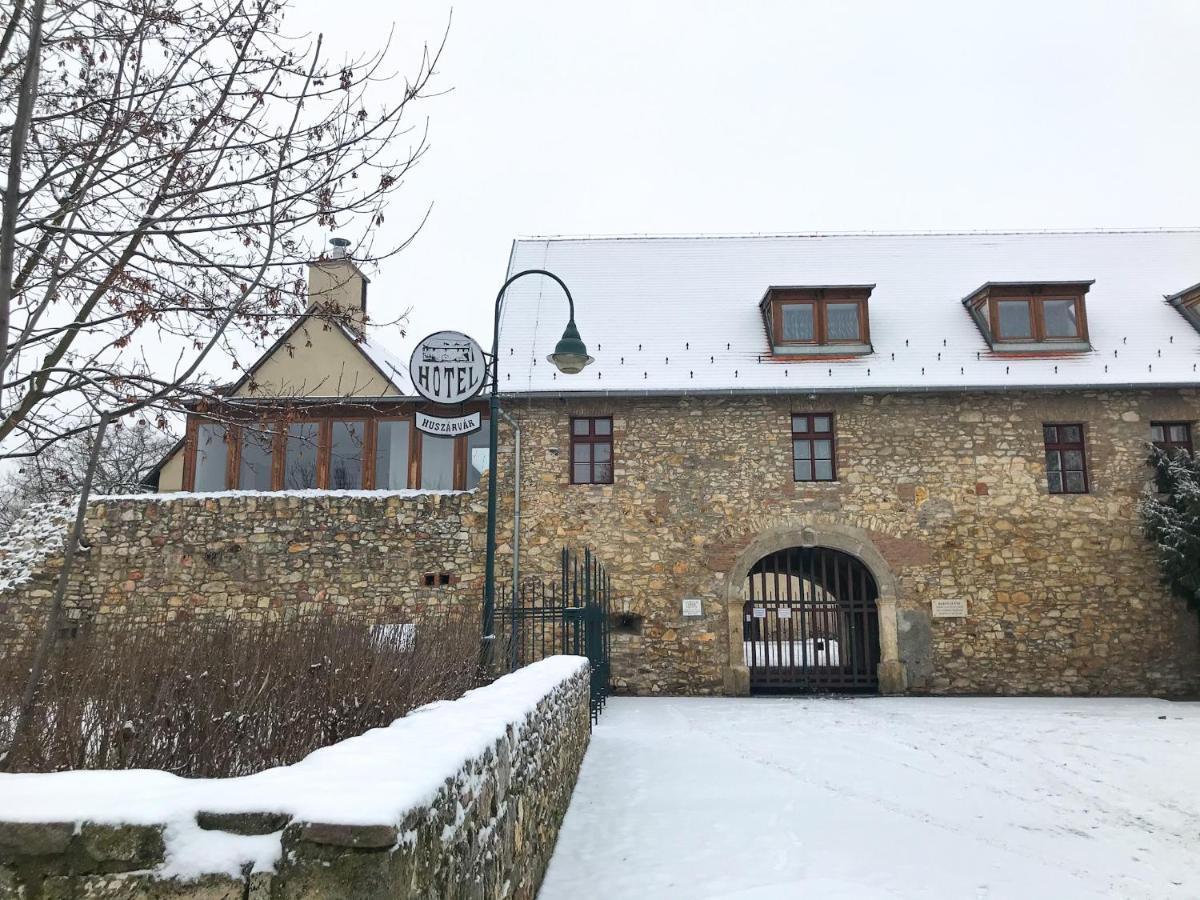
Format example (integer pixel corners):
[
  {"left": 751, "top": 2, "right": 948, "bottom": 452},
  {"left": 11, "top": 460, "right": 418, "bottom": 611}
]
[{"left": 498, "top": 408, "right": 521, "bottom": 604}]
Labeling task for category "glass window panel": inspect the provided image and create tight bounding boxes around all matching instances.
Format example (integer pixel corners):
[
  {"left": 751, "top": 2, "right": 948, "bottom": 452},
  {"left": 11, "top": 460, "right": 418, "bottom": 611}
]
[
  {"left": 814, "top": 459, "right": 834, "bottom": 481},
  {"left": 572, "top": 419, "right": 590, "bottom": 436},
  {"left": 781, "top": 304, "right": 815, "bottom": 341},
  {"left": 284, "top": 423, "right": 319, "bottom": 490},
  {"left": 193, "top": 424, "right": 228, "bottom": 492},
  {"left": 794, "top": 440, "right": 811, "bottom": 460},
  {"left": 814, "top": 440, "right": 832, "bottom": 460},
  {"left": 594, "top": 463, "right": 613, "bottom": 483},
  {"left": 1047, "top": 472, "right": 1063, "bottom": 493},
  {"left": 996, "top": 300, "right": 1033, "bottom": 339},
  {"left": 791, "top": 416, "right": 809, "bottom": 433},
  {"left": 238, "top": 426, "right": 274, "bottom": 491},
  {"left": 825, "top": 303, "right": 861, "bottom": 341},
  {"left": 466, "top": 424, "right": 490, "bottom": 490},
  {"left": 1150, "top": 424, "right": 1165, "bottom": 442},
  {"left": 1042, "top": 299, "right": 1079, "bottom": 338},
  {"left": 1045, "top": 451, "right": 1061, "bottom": 472},
  {"left": 1062, "top": 450, "right": 1084, "bottom": 471},
  {"left": 374, "top": 421, "right": 411, "bottom": 490},
  {"left": 1169, "top": 425, "right": 1189, "bottom": 442},
  {"left": 794, "top": 460, "right": 813, "bottom": 481},
  {"left": 1043, "top": 425, "right": 1057, "bottom": 444},
  {"left": 573, "top": 443, "right": 591, "bottom": 463},
  {"left": 1061, "top": 425, "right": 1082, "bottom": 444},
  {"left": 420, "top": 435, "right": 455, "bottom": 490},
  {"left": 573, "top": 463, "right": 592, "bottom": 483},
  {"left": 1065, "top": 471, "right": 1086, "bottom": 493},
  {"left": 329, "top": 421, "right": 364, "bottom": 490},
  {"left": 813, "top": 416, "right": 831, "bottom": 433},
  {"left": 594, "top": 443, "right": 611, "bottom": 463},
  {"left": 594, "top": 419, "right": 612, "bottom": 436}
]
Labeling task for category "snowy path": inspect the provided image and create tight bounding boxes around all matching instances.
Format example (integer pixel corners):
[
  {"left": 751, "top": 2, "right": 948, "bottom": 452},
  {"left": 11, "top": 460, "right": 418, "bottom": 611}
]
[{"left": 539, "top": 697, "right": 1200, "bottom": 899}]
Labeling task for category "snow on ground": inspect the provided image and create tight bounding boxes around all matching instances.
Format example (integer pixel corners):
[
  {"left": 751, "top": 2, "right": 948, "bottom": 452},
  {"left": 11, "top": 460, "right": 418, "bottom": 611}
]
[
  {"left": 540, "top": 696, "right": 1200, "bottom": 900},
  {"left": 0, "top": 656, "right": 587, "bottom": 879}
]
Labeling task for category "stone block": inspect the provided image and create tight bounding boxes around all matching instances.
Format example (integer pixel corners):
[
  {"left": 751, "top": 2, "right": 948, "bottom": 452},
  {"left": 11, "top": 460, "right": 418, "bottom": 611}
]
[
  {"left": 80, "top": 824, "right": 165, "bottom": 869},
  {"left": 288, "top": 822, "right": 398, "bottom": 850},
  {"left": 0, "top": 822, "right": 74, "bottom": 861},
  {"left": 194, "top": 812, "right": 290, "bottom": 836},
  {"left": 42, "top": 874, "right": 245, "bottom": 899}
]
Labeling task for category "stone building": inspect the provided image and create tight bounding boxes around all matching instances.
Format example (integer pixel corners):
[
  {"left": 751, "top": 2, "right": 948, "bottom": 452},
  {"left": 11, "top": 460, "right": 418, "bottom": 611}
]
[
  {"left": 5, "top": 229, "right": 1199, "bottom": 698},
  {"left": 488, "top": 229, "right": 1200, "bottom": 696}
]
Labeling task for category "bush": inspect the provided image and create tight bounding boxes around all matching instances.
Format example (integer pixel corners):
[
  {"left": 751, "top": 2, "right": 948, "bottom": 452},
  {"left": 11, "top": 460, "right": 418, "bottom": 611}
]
[
  {"left": 0, "top": 615, "right": 481, "bottom": 776},
  {"left": 1141, "top": 446, "right": 1200, "bottom": 618}
]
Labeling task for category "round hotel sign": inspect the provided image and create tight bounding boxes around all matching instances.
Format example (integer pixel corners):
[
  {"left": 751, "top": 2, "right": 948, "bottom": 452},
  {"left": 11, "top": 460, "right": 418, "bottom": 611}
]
[{"left": 409, "top": 330, "right": 487, "bottom": 405}]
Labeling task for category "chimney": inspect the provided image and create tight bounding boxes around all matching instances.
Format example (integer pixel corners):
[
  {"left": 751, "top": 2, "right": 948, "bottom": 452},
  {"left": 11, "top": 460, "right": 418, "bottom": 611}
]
[{"left": 307, "top": 237, "right": 370, "bottom": 334}]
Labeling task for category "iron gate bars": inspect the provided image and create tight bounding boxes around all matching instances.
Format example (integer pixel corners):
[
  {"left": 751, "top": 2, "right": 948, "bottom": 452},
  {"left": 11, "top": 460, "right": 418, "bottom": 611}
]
[
  {"left": 743, "top": 546, "right": 881, "bottom": 693},
  {"left": 497, "top": 546, "right": 611, "bottom": 722}
]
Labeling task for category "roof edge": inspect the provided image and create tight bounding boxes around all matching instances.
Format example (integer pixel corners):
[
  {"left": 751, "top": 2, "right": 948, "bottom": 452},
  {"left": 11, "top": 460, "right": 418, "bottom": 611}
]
[{"left": 515, "top": 226, "right": 1200, "bottom": 243}]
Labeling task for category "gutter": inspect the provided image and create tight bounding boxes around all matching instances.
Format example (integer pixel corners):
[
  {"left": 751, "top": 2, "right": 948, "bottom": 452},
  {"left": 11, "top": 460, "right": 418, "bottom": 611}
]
[{"left": 498, "top": 381, "right": 1200, "bottom": 400}]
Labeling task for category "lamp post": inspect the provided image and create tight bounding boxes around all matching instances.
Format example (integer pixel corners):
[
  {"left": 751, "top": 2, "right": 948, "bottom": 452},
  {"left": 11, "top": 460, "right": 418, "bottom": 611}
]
[{"left": 483, "top": 269, "right": 592, "bottom": 667}]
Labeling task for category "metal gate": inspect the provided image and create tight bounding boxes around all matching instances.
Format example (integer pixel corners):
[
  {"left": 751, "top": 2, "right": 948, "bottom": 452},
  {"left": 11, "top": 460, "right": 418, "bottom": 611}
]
[
  {"left": 496, "top": 546, "right": 611, "bottom": 722},
  {"left": 743, "top": 546, "right": 880, "bottom": 693}
]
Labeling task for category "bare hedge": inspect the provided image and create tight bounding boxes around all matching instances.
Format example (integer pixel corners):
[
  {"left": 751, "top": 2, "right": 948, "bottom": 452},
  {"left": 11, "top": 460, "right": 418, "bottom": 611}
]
[{"left": 0, "top": 615, "right": 480, "bottom": 777}]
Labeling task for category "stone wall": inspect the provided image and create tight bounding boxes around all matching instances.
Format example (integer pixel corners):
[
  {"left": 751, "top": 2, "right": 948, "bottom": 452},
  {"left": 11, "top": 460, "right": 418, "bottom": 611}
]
[
  {"left": 0, "top": 489, "right": 487, "bottom": 651},
  {"left": 499, "top": 388, "right": 1200, "bottom": 697},
  {"left": 0, "top": 657, "right": 591, "bottom": 900}
]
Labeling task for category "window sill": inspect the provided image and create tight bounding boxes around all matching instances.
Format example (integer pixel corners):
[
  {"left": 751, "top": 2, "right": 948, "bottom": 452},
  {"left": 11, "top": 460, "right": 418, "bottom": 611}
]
[
  {"left": 988, "top": 340, "right": 1091, "bottom": 354},
  {"left": 771, "top": 343, "right": 872, "bottom": 358}
]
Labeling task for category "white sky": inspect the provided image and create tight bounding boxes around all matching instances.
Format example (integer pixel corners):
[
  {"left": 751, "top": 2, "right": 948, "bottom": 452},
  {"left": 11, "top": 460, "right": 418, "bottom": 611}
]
[{"left": 285, "top": 0, "right": 1200, "bottom": 360}]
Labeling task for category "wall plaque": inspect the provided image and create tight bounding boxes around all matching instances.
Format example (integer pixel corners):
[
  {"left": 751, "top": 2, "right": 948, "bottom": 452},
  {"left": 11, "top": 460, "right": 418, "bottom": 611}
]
[
  {"left": 932, "top": 598, "right": 968, "bottom": 618},
  {"left": 681, "top": 598, "right": 703, "bottom": 617}
]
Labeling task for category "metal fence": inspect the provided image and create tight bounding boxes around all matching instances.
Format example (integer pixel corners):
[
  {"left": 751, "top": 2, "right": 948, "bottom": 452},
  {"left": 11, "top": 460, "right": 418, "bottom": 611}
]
[{"left": 496, "top": 546, "right": 611, "bottom": 722}]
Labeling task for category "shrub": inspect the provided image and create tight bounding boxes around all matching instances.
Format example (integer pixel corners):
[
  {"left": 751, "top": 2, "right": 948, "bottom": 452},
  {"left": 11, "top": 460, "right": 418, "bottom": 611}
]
[{"left": 0, "top": 615, "right": 480, "bottom": 776}]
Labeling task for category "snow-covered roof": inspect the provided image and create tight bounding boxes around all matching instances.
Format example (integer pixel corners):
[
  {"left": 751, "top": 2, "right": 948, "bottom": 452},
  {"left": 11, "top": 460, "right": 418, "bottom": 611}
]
[
  {"left": 498, "top": 229, "right": 1200, "bottom": 395},
  {"left": 335, "top": 322, "right": 413, "bottom": 394}
]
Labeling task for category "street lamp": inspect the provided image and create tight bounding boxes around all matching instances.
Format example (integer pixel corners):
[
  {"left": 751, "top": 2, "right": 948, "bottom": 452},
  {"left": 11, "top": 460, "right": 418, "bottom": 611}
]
[{"left": 483, "top": 269, "right": 592, "bottom": 666}]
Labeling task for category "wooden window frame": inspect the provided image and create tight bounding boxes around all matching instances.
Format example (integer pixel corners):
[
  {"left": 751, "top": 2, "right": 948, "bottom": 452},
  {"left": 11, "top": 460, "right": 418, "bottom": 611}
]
[
  {"left": 1043, "top": 423, "right": 1089, "bottom": 495},
  {"left": 769, "top": 290, "right": 871, "bottom": 347},
  {"left": 1151, "top": 421, "right": 1193, "bottom": 454},
  {"left": 373, "top": 415, "right": 418, "bottom": 490},
  {"left": 968, "top": 283, "right": 1092, "bottom": 348},
  {"left": 791, "top": 413, "right": 837, "bottom": 482},
  {"left": 182, "top": 408, "right": 485, "bottom": 492},
  {"left": 326, "top": 417, "right": 370, "bottom": 491},
  {"left": 570, "top": 416, "right": 614, "bottom": 485}
]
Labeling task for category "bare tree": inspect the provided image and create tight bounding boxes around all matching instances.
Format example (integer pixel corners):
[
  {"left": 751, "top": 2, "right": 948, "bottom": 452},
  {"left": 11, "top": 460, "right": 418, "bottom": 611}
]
[
  {"left": 0, "top": 0, "right": 443, "bottom": 453},
  {"left": 0, "top": 0, "right": 446, "bottom": 767},
  {"left": 0, "top": 417, "right": 178, "bottom": 530}
]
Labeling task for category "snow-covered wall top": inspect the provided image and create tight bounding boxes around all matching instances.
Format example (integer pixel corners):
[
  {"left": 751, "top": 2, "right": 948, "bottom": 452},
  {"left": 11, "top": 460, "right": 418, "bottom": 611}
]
[
  {"left": 500, "top": 229, "right": 1200, "bottom": 394},
  {"left": 0, "top": 656, "right": 591, "bottom": 896}
]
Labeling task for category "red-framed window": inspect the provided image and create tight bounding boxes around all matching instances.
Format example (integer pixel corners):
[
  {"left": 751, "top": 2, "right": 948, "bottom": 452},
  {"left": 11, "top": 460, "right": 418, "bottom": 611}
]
[
  {"left": 792, "top": 413, "right": 836, "bottom": 482},
  {"left": 570, "top": 417, "right": 613, "bottom": 484},
  {"left": 1151, "top": 421, "right": 1193, "bottom": 454},
  {"left": 1043, "top": 424, "right": 1089, "bottom": 494}
]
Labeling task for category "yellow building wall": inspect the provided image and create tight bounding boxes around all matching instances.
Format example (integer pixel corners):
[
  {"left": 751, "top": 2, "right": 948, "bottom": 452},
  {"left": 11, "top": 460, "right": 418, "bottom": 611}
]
[{"left": 234, "top": 319, "right": 400, "bottom": 400}]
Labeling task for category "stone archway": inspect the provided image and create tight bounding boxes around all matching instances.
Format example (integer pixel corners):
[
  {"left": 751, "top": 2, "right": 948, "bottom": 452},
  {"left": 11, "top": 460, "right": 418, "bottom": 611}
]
[{"left": 722, "top": 523, "right": 907, "bottom": 696}]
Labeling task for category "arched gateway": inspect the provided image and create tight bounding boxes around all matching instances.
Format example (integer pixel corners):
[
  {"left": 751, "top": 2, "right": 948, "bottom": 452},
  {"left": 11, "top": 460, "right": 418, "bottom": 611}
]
[
  {"left": 722, "top": 524, "right": 907, "bottom": 696},
  {"left": 742, "top": 547, "right": 880, "bottom": 693}
]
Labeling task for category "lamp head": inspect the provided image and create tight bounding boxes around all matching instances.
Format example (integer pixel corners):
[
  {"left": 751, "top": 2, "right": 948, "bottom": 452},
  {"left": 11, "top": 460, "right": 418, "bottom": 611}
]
[{"left": 546, "top": 317, "right": 593, "bottom": 374}]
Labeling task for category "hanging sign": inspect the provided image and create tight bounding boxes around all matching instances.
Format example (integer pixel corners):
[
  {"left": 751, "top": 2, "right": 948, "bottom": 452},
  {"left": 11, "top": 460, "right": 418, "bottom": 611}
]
[
  {"left": 415, "top": 411, "right": 482, "bottom": 437},
  {"left": 409, "top": 331, "right": 487, "bottom": 405}
]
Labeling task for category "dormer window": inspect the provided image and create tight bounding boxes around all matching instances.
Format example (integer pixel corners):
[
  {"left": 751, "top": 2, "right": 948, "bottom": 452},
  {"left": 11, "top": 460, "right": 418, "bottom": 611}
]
[
  {"left": 760, "top": 286, "right": 873, "bottom": 356},
  {"left": 963, "top": 282, "right": 1092, "bottom": 352},
  {"left": 1166, "top": 282, "right": 1200, "bottom": 334}
]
